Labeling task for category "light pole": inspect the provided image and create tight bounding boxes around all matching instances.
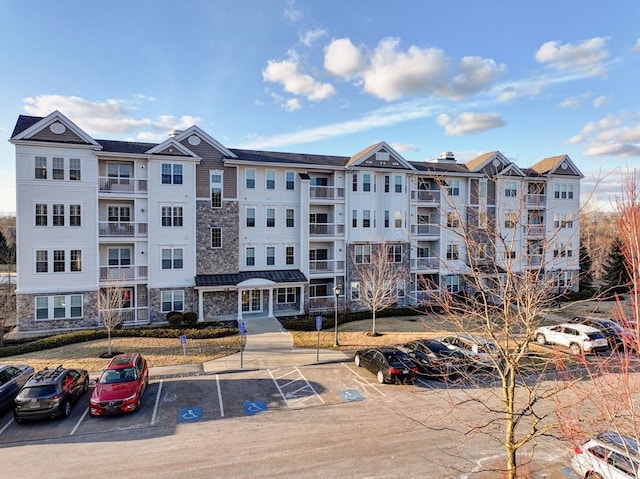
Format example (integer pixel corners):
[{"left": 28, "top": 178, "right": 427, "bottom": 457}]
[{"left": 333, "top": 285, "right": 341, "bottom": 347}]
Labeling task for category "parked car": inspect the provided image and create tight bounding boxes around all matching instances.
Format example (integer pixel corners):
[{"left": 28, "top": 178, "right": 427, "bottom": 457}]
[
  {"left": 13, "top": 365, "right": 89, "bottom": 422},
  {"left": 395, "top": 341, "right": 459, "bottom": 380},
  {"left": 572, "top": 431, "right": 640, "bottom": 478},
  {"left": 353, "top": 347, "right": 418, "bottom": 384},
  {"left": 437, "top": 334, "right": 502, "bottom": 369},
  {"left": 534, "top": 323, "right": 609, "bottom": 355},
  {"left": 0, "top": 364, "right": 34, "bottom": 411},
  {"left": 569, "top": 316, "right": 637, "bottom": 352},
  {"left": 89, "top": 352, "right": 149, "bottom": 416}
]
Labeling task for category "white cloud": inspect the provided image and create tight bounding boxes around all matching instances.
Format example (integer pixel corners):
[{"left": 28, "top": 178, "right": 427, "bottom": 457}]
[
  {"left": 263, "top": 56, "right": 336, "bottom": 101},
  {"left": 21, "top": 94, "right": 202, "bottom": 137},
  {"left": 300, "top": 29, "right": 326, "bottom": 47},
  {"left": 390, "top": 142, "right": 419, "bottom": 153},
  {"left": 558, "top": 97, "right": 580, "bottom": 109},
  {"left": 593, "top": 96, "right": 609, "bottom": 108},
  {"left": 437, "top": 56, "right": 507, "bottom": 100},
  {"left": 240, "top": 99, "right": 441, "bottom": 149},
  {"left": 324, "top": 38, "right": 366, "bottom": 80},
  {"left": 284, "top": 98, "right": 302, "bottom": 111},
  {"left": 569, "top": 112, "right": 640, "bottom": 158},
  {"left": 436, "top": 112, "right": 506, "bottom": 135},
  {"left": 635, "top": 39, "right": 640, "bottom": 53},
  {"left": 535, "top": 37, "right": 610, "bottom": 76},
  {"left": 283, "top": 0, "right": 302, "bottom": 22}
]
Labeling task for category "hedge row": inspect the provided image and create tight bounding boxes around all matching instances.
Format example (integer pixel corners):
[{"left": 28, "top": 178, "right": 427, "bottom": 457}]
[
  {"left": 0, "top": 325, "right": 238, "bottom": 358},
  {"left": 280, "top": 307, "right": 425, "bottom": 331}
]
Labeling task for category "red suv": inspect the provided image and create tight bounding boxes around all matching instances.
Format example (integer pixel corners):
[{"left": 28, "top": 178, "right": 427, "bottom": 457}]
[{"left": 89, "top": 353, "right": 149, "bottom": 416}]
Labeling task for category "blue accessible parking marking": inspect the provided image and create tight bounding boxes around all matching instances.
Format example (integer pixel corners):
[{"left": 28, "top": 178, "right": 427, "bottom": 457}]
[
  {"left": 178, "top": 407, "right": 203, "bottom": 423},
  {"left": 243, "top": 400, "right": 267, "bottom": 416},
  {"left": 339, "top": 389, "right": 364, "bottom": 402}
]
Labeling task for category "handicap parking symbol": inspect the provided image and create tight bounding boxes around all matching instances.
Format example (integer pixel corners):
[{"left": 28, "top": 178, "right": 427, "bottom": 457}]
[
  {"left": 243, "top": 400, "right": 267, "bottom": 416},
  {"left": 178, "top": 406, "right": 203, "bottom": 423},
  {"left": 339, "top": 389, "right": 364, "bottom": 402}
]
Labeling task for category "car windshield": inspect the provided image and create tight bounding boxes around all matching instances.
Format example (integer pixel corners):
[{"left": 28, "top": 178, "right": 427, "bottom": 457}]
[
  {"left": 100, "top": 368, "right": 136, "bottom": 384},
  {"left": 386, "top": 353, "right": 412, "bottom": 368},
  {"left": 599, "top": 321, "right": 622, "bottom": 333},
  {"left": 21, "top": 385, "right": 57, "bottom": 398},
  {"left": 588, "top": 332, "right": 606, "bottom": 340}
]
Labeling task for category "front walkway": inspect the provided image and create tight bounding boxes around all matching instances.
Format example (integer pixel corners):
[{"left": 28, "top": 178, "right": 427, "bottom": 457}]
[{"left": 202, "top": 315, "right": 348, "bottom": 373}]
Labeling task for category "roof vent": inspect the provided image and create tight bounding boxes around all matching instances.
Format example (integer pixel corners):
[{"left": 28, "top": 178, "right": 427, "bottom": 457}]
[
  {"left": 437, "top": 151, "right": 456, "bottom": 163},
  {"left": 168, "top": 129, "right": 183, "bottom": 138}
]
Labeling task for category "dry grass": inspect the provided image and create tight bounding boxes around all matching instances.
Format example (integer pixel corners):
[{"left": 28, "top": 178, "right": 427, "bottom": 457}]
[{"left": 0, "top": 336, "right": 241, "bottom": 372}]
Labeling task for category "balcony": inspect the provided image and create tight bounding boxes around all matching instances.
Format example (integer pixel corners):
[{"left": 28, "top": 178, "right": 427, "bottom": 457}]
[
  {"left": 525, "top": 254, "right": 543, "bottom": 267},
  {"left": 411, "top": 190, "right": 440, "bottom": 204},
  {"left": 309, "top": 259, "right": 345, "bottom": 274},
  {"left": 99, "top": 177, "right": 148, "bottom": 194},
  {"left": 524, "top": 224, "right": 544, "bottom": 237},
  {"left": 99, "top": 307, "right": 149, "bottom": 326},
  {"left": 309, "top": 223, "right": 345, "bottom": 237},
  {"left": 526, "top": 194, "right": 546, "bottom": 208},
  {"left": 411, "top": 257, "right": 439, "bottom": 270},
  {"left": 410, "top": 224, "right": 440, "bottom": 237},
  {"left": 99, "top": 221, "right": 148, "bottom": 237},
  {"left": 310, "top": 186, "right": 344, "bottom": 200},
  {"left": 99, "top": 265, "right": 148, "bottom": 281}
]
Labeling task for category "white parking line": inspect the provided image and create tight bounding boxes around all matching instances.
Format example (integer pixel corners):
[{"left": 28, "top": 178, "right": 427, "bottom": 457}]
[
  {"left": 341, "top": 363, "right": 387, "bottom": 397},
  {"left": 0, "top": 417, "right": 13, "bottom": 435},
  {"left": 151, "top": 379, "right": 163, "bottom": 425},
  {"left": 268, "top": 366, "right": 324, "bottom": 408},
  {"left": 69, "top": 408, "right": 88, "bottom": 436},
  {"left": 215, "top": 374, "right": 224, "bottom": 418}
]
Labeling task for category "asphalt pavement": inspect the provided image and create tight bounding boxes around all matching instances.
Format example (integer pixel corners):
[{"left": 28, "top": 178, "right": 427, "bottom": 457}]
[{"left": 148, "top": 316, "right": 349, "bottom": 379}]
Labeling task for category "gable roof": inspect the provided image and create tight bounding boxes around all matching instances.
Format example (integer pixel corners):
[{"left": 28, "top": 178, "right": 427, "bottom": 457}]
[
  {"left": 146, "top": 138, "right": 201, "bottom": 158},
  {"left": 529, "top": 154, "right": 583, "bottom": 177},
  {"left": 174, "top": 125, "right": 238, "bottom": 159},
  {"left": 10, "top": 111, "right": 101, "bottom": 147},
  {"left": 346, "top": 142, "right": 415, "bottom": 170}
]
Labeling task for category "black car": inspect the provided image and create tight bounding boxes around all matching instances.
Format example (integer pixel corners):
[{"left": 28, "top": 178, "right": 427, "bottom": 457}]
[
  {"left": 405, "top": 339, "right": 473, "bottom": 372},
  {"left": 569, "top": 316, "right": 636, "bottom": 352},
  {"left": 13, "top": 365, "right": 89, "bottom": 423},
  {"left": 354, "top": 347, "right": 418, "bottom": 384},
  {"left": 394, "top": 342, "right": 458, "bottom": 381},
  {"left": 0, "top": 364, "right": 34, "bottom": 411}
]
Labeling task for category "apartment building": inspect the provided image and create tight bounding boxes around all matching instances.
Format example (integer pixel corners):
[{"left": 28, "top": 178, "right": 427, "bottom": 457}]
[{"left": 10, "top": 111, "right": 582, "bottom": 333}]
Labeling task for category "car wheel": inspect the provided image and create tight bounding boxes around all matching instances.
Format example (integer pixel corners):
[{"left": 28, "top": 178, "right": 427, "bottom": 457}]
[
  {"left": 570, "top": 343, "right": 582, "bottom": 355},
  {"left": 585, "top": 473, "right": 603, "bottom": 479},
  {"left": 376, "top": 370, "right": 386, "bottom": 384},
  {"left": 62, "top": 400, "right": 71, "bottom": 417},
  {"left": 354, "top": 354, "right": 361, "bottom": 367},
  {"left": 536, "top": 334, "right": 546, "bottom": 345},
  {"left": 82, "top": 378, "right": 89, "bottom": 393},
  {"left": 13, "top": 413, "right": 22, "bottom": 424}
]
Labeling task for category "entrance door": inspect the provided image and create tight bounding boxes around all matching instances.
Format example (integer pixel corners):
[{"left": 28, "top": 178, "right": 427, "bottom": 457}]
[{"left": 242, "top": 290, "right": 262, "bottom": 312}]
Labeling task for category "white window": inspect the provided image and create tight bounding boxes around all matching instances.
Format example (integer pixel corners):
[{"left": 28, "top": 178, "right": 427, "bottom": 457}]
[
  {"left": 53, "top": 250, "right": 65, "bottom": 272},
  {"left": 210, "top": 172, "right": 223, "bottom": 208},
  {"left": 363, "top": 174, "right": 371, "bottom": 192},
  {"left": 162, "top": 163, "right": 183, "bottom": 184},
  {"left": 384, "top": 210, "right": 390, "bottom": 228},
  {"left": 52, "top": 157, "right": 65, "bottom": 180},
  {"left": 266, "top": 208, "right": 275, "bottom": 227},
  {"left": 70, "top": 250, "right": 82, "bottom": 272},
  {"left": 246, "top": 208, "right": 256, "bottom": 227},
  {"left": 53, "top": 204, "right": 64, "bottom": 226},
  {"left": 394, "top": 211, "right": 402, "bottom": 228},
  {"left": 246, "top": 247, "right": 255, "bottom": 266},
  {"left": 394, "top": 175, "right": 402, "bottom": 193},
  {"left": 554, "top": 184, "right": 574, "bottom": 199},
  {"left": 211, "top": 227, "right": 222, "bottom": 248},
  {"left": 354, "top": 245, "right": 371, "bottom": 264},
  {"left": 161, "top": 206, "right": 183, "bottom": 227},
  {"left": 446, "top": 212, "right": 459, "bottom": 228},
  {"left": 69, "top": 158, "right": 81, "bottom": 181},
  {"left": 446, "top": 243, "right": 459, "bottom": 260},
  {"left": 161, "top": 290, "right": 184, "bottom": 312},
  {"left": 36, "top": 250, "right": 48, "bottom": 272},
  {"left": 505, "top": 249, "right": 516, "bottom": 259},
  {"left": 396, "top": 279, "right": 406, "bottom": 298},
  {"left": 350, "top": 281, "right": 360, "bottom": 300},
  {"left": 504, "top": 181, "right": 517, "bottom": 197},
  {"left": 553, "top": 213, "right": 573, "bottom": 229},
  {"left": 505, "top": 211, "right": 518, "bottom": 228},
  {"left": 109, "top": 248, "right": 131, "bottom": 266},
  {"left": 286, "top": 171, "right": 295, "bottom": 190},
  {"left": 35, "top": 294, "right": 83, "bottom": 320},
  {"left": 384, "top": 175, "right": 390, "bottom": 193},
  {"left": 242, "top": 290, "right": 262, "bottom": 312},
  {"left": 69, "top": 204, "right": 81, "bottom": 226},
  {"left": 266, "top": 170, "right": 276, "bottom": 190},
  {"left": 286, "top": 246, "right": 295, "bottom": 265},
  {"left": 554, "top": 242, "right": 574, "bottom": 258},
  {"left": 161, "top": 248, "right": 183, "bottom": 270},
  {"left": 352, "top": 210, "right": 357, "bottom": 228},
  {"left": 447, "top": 179, "right": 460, "bottom": 196},
  {"left": 445, "top": 276, "right": 459, "bottom": 293},
  {"left": 35, "top": 204, "right": 47, "bottom": 226},
  {"left": 246, "top": 169, "right": 256, "bottom": 189},
  {"left": 479, "top": 179, "right": 487, "bottom": 197},
  {"left": 266, "top": 246, "right": 275, "bottom": 266},
  {"left": 35, "top": 156, "right": 47, "bottom": 179},
  {"left": 286, "top": 208, "right": 295, "bottom": 227},
  {"left": 277, "top": 287, "right": 296, "bottom": 303},
  {"left": 387, "top": 245, "right": 402, "bottom": 263},
  {"left": 363, "top": 210, "right": 371, "bottom": 228},
  {"left": 352, "top": 173, "right": 358, "bottom": 192}
]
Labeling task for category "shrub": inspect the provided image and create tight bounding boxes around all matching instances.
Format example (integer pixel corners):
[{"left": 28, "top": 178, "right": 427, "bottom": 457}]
[
  {"left": 167, "top": 312, "right": 184, "bottom": 328},
  {"left": 183, "top": 311, "right": 198, "bottom": 327}
]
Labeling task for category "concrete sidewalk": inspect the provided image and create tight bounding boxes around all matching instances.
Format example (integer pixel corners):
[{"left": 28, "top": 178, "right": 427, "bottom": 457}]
[{"left": 149, "top": 316, "right": 349, "bottom": 378}]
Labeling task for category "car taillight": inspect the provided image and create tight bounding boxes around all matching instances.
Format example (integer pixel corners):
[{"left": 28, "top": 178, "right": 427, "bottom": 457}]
[
  {"left": 574, "top": 446, "right": 583, "bottom": 454},
  {"left": 473, "top": 354, "right": 480, "bottom": 361},
  {"left": 388, "top": 367, "right": 401, "bottom": 375},
  {"left": 411, "top": 367, "right": 418, "bottom": 373},
  {"left": 584, "top": 338, "right": 591, "bottom": 342}
]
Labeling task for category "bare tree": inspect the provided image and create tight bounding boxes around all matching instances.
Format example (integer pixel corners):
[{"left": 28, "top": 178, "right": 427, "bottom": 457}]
[
  {"left": 350, "top": 242, "right": 408, "bottom": 336},
  {"left": 0, "top": 230, "right": 16, "bottom": 347},
  {"left": 411, "top": 176, "right": 585, "bottom": 479},
  {"left": 98, "top": 274, "right": 129, "bottom": 357}
]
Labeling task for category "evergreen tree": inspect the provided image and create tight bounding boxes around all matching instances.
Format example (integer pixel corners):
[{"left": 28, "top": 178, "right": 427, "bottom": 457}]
[
  {"left": 578, "top": 244, "right": 594, "bottom": 291},
  {"left": 602, "top": 238, "right": 630, "bottom": 293}
]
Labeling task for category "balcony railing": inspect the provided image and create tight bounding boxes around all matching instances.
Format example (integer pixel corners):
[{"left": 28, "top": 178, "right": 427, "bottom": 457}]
[
  {"left": 99, "top": 221, "right": 148, "bottom": 237},
  {"left": 411, "top": 190, "right": 441, "bottom": 203},
  {"left": 99, "top": 265, "right": 148, "bottom": 281},
  {"left": 309, "top": 223, "right": 345, "bottom": 236},
  {"left": 99, "top": 307, "right": 149, "bottom": 326},
  {"left": 410, "top": 224, "right": 440, "bottom": 236},
  {"left": 524, "top": 224, "right": 544, "bottom": 237},
  {"left": 99, "top": 177, "right": 148, "bottom": 194},
  {"left": 309, "top": 259, "right": 345, "bottom": 273},
  {"left": 310, "top": 186, "right": 345, "bottom": 200},
  {"left": 526, "top": 254, "right": 543, "bottom": 267},
  {"left": 526, "top": 194, "right": 546, "bottom": 207},
  {"left": 411, "top": 257, "right": 439, "bottom": 270}
]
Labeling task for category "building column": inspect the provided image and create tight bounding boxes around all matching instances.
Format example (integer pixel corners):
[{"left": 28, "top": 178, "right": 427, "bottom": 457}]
[
  {"left": 298, "top": 286, "right": 305, "bottom": 314},
  {"left": 268, "top": 288, "right": 274, "bottom": 318},
  {"left": 237, "top": 289, "right": 243, "bottom": 320},
  {"left": 198, "top": 289, "right": 204, "bottom": 322}
]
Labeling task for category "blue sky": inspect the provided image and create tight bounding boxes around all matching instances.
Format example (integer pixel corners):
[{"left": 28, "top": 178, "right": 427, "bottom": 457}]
[{"left": 1, "top": 0, "right": 639, "bottom": 214}]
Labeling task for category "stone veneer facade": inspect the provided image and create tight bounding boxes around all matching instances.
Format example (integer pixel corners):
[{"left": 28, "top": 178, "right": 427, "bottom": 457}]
[
  {"left": 195, "top": 200, "right": 239, "bottom": 275},
  {"left": 16, "top": 291, "right": 99, "bottom": 333}
]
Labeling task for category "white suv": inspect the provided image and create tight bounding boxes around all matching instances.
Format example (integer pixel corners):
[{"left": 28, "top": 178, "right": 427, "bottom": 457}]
[
  {"left": 572, "top": 432, "right": 640, "bottom": 478},
  {"left": 534, "top": 323, "right": 609, "bottom": 355}
]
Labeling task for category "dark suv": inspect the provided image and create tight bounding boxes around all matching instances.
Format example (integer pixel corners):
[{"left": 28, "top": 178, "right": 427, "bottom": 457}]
[
  {"left": 13, "top": 365, "right": 89, "bottom": 423},
  {"left": 570, "top": 316, "right": 637, "bottom": 352}
]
